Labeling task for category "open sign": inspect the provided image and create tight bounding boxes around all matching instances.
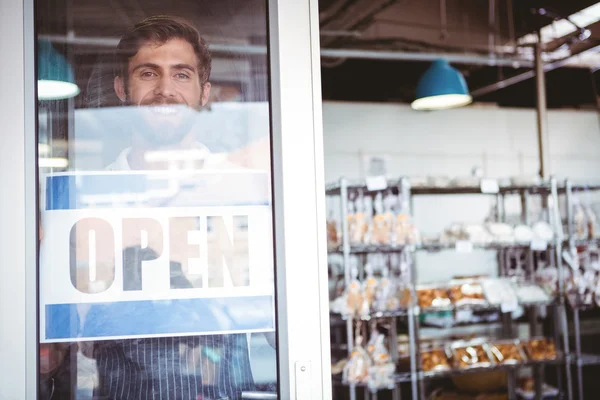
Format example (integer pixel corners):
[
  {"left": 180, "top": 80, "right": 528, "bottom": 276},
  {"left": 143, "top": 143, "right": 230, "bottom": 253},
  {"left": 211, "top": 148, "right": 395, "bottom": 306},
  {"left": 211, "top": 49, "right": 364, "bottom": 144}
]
[{"left": 40, "top": 172, "right": 275, "bottom": 342}]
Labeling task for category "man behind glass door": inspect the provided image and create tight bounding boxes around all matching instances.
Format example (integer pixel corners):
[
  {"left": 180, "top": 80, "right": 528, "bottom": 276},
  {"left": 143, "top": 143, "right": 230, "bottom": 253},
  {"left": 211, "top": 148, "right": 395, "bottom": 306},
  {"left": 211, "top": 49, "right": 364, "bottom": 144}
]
[{"left": 84, "top": 16, "right": 257, "bottom": 400}]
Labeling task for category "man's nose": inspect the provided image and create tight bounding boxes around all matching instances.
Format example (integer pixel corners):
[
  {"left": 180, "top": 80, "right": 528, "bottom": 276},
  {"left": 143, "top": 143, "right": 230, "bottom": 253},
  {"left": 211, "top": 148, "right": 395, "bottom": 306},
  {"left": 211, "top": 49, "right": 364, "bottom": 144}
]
[{"left": 154, "top": 75, "right": 176, "bottom": 98}]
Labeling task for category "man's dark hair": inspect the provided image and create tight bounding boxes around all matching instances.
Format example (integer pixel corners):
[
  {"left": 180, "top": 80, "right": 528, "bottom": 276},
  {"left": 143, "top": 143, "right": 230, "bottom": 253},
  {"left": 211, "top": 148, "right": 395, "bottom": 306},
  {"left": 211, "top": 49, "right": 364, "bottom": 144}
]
[{"left": 115, "top": 15, "right": 212, "bottom": 85}]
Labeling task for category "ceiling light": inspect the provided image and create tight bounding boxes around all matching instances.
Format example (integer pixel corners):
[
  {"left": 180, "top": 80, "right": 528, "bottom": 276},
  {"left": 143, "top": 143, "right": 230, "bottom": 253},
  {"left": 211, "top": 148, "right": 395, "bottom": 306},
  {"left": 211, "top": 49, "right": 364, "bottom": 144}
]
[
  {"left": 39, "top": 157, "right": 69, "bottom": 169},
  {"left": 411, "top": 59, "right": 472, "bottom": 111},
  {"left": 37, "top": 40, "right": 80, "bottom": 100}
]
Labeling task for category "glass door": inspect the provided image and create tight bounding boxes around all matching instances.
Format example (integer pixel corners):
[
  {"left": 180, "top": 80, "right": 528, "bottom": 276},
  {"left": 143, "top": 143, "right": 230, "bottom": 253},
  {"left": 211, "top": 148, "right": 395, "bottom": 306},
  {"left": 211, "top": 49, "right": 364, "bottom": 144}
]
[{"left": 0, "top": 0, "right": 331, "bottom": 399}]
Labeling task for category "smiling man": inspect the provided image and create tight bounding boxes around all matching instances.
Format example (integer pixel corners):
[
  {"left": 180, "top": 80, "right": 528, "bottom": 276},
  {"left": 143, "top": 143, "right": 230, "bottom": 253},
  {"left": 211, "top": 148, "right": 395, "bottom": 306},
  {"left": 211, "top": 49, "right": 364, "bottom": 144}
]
[
  {"left": 84, "top": 16, "right": 257, "bottom": 400},
  {"left": 107, "top": 15, "right": 230, "bottom": 172}
]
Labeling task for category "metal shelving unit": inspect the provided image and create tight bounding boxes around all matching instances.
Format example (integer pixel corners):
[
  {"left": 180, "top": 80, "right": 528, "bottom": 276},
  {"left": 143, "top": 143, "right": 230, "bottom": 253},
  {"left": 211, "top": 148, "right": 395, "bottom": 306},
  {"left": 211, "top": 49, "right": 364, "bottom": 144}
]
[
  {"left": 562, "top": 179, "right": 600, "bottom": 400},
  {"left": 328, "top": 176, "right": 581, "bottom": 400}
]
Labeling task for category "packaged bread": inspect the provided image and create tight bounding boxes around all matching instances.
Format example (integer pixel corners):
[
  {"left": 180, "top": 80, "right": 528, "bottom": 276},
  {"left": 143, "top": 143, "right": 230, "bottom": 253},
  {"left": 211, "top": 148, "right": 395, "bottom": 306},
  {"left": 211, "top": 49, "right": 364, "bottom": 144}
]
[
  {"left": 451, "top": 339, "right": 493, "bottom": 369},
  {"left": 488, "top": 340, "right": 526, "bottom": 365},
  {"left": 343, "top": 336, "right": 370, "bottom": 384},
  {"left": 417, "top": 285, "right": 451, "bottom": 309},
  {"left": 371, "top": 193, "right": 393, "bottom": 245},
  {"left": 326, "top": 219, "right": 340, "bottom": 249},
  {"left": 421, "top": 344, "right": 452, "bottom": 372},
  {"left": 523, "top": 338, "right": 557, "bottom": 361},
  {"left": 448, "top": 279, "right": 486, "bottom": 306}
]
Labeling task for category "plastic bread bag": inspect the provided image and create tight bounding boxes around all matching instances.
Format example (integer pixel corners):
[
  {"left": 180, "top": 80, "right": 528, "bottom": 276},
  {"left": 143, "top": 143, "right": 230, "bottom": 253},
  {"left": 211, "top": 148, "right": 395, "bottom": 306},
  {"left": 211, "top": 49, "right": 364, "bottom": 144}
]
[
  {"left": 371, "top": 192, "right": 393, "bottom": 245},
  {"left": 367, "top": 363, "right": 395, "bottom": 391},
  {"left": 534, "top": 263, "right": 559, "bottom": 298},
  {"left": 448, "top": 279, "right": 487, "bottom": 307},
  {"left": 488, "top": 339, "right": 527, "bottom": 365},
  {"left": 346, "top": 265, "right": 363, "bottom": 316},
  {"left": 343, "top": 336, "right": 371, "bottom": 384},
  {"left": 326, "top": 197, "right": 341, "bottom": 249},
  {"left": 485, "top": 222, "right": 515, "bottom": 244},
  {"left": 362, "top": 194, "right": 374, "bottom": 245},
  {"left": 450, "top": 339, "right": 494, "bottom": 369},
  {"left": 512, "top": 281, "right": 551, "bottom": 304},
  {"left": 586, "top": 206, "right": 598, "bottom": 239},
  {"left": 522, "top": 338, "right": 557, "bottom": 361},
  {"left": 420, "top": 342, "right": 451, "bottom": 372},
  {"left": 373, "top": 267, "right": 399, "bottom": 312},
  {"left": 348, "top": 194, "right": 368, "bottom": 245},
  {"left": 575, "top": 203, "right": 587, "bottom": 240},
  {"left": 367, "top": 334, "right": 395, "bottom": 391},
  {"left": 416, "top": 284, "right": 451, "bottom": 309},
  {"left": 363, "top": 263, "right": 378, "bottom": 310}
]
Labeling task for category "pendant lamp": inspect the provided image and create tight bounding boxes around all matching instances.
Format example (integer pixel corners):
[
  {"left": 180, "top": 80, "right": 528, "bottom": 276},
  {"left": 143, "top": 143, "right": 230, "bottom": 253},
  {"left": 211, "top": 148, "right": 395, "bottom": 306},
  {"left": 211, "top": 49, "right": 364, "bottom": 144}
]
[
  {"left": 411, "top": 59, "right": 472, "bottom": 111},
  {"left": 38, "top": 40, "right": 80, "bottom": 100}
]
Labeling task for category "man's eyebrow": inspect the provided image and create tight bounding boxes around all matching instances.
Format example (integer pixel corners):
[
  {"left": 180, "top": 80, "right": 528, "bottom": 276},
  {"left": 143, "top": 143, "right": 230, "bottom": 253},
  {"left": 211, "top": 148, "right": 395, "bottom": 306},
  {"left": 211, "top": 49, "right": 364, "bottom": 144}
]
[
  {"left": 131, "top": 63, "right": 161, "bottom": 73},
  {"left": 171, "top": 64, "right": 197, "bottom": 73},
  {"left": 130, "top": 63, "right": 198, "bottom": 74}
]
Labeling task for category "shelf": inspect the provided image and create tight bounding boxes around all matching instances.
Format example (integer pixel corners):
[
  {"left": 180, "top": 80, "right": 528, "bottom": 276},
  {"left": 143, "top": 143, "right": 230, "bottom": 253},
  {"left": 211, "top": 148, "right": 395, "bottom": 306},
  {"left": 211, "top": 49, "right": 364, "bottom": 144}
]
[
  {"left": 415, "top": 357, "right": 565, "bottom": 381},
  {"left": 325, "top": 179, "right": 404, "bottom": 195},
  {"left": 571, "top": 238, "right": 600, "bottom": 247},
  {"left": 332, "top": 358, "right": 565, "bottom": 392},
  {"left": 417, "top": 242, "right": 533, "bottom": 252},
  {"left": 572, "top": 353, "right": 600, "bottom": 366},
  {"left": 328, "top": 244, "right": 410, "bottom": 254},
  {"left": 570, "top": 184, "right": 600, "bottom": 193},
  {"left": 328, "top": 241, "right": 549, "bottom": 255},
  {"left": 325, "top": 181, "right": 555, "bottom": 196},
  {"left": 330, "top": 309, "right": 409, "bottom": 321},
  {"left": 326, "top": 180, "right": 600, "bottom": 197},
  {"left": 330, "top": 301, "right": 553, "bottom": 323}
]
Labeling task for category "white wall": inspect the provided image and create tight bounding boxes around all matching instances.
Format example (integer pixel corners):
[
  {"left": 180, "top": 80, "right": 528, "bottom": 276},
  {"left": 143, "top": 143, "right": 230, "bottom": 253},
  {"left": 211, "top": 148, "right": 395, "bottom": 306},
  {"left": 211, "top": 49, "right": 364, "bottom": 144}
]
[
  {"left": 323, "top": 101, "right": 600, "bottom": 283},
  {"left": 323, "top": 101, "right": 600, "bottom": 183}
]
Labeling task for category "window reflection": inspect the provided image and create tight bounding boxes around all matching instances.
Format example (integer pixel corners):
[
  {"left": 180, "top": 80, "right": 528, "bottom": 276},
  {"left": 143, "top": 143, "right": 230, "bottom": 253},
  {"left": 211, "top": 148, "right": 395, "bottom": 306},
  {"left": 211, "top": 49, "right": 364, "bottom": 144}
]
[{"left": 38, "top": 3, "right": 276, "bottom": 399}]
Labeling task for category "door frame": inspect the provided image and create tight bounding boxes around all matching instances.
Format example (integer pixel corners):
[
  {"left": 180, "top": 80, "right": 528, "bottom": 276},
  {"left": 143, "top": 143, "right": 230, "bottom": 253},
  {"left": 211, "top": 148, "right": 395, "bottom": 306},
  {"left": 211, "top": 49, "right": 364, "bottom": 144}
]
[{"left": 0, "top": 0, "right": 331, "bottom": 398}]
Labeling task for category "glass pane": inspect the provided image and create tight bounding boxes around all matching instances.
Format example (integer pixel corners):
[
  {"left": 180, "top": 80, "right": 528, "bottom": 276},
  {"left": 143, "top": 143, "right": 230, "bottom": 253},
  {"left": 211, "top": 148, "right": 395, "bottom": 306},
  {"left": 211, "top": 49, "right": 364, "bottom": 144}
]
[{"left": 36, "top": 2, "right": 277, "bottom": 399}]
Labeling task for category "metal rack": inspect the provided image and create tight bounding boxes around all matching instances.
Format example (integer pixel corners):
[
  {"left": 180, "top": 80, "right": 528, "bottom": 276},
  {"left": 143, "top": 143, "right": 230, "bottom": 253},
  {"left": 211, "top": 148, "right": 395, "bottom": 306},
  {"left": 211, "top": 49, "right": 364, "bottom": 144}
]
[
  {"left": 562, "top": 179, "right": 600, "bottom": 400},
  {"left": 327, "top": 176, "right": 600, "bottom": 400}
]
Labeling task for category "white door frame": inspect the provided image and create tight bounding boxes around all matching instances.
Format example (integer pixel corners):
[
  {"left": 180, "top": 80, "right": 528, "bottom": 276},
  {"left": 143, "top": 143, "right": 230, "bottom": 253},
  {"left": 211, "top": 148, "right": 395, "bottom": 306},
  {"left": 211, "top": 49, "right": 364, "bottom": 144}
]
[
  {"left": 269, "top": 0, "right": 332, "bottom": 398},
  {"left": 0, "top": 0, "right": 331, "bottom": 398}
]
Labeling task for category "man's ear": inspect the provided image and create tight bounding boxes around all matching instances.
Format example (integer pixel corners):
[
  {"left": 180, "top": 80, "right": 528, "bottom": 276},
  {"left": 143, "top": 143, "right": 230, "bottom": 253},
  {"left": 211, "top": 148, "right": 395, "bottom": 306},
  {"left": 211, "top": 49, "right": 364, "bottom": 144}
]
[
  {"left": 200, "top": 82, "right": 211, "bottom": 106},
  {"left": 114, "top": 76, "right": 127, "bottom": 103}
]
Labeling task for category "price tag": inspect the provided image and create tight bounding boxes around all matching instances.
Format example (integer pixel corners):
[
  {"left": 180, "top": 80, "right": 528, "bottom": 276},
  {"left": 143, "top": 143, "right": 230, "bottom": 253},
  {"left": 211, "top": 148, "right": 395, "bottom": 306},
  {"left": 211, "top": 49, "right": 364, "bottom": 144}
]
[
  {"left": 365, "top": 175, "right": 388, "bottom": 191},
  {"left": 455, "top": 240, "right": 473, "bottom": 253},
  {"left": 530, "top": 238, "right": 548, "bottom": 251},
  {"left": 480, "top": 178, "right": 499, "bottom": 194}
]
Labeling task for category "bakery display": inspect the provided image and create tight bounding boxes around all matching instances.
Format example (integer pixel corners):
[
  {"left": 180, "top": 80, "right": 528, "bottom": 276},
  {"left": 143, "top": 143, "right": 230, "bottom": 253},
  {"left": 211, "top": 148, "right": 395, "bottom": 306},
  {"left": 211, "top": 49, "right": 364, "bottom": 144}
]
[{"left": 327, "top": 176, "right": 590, "bottom": 399}]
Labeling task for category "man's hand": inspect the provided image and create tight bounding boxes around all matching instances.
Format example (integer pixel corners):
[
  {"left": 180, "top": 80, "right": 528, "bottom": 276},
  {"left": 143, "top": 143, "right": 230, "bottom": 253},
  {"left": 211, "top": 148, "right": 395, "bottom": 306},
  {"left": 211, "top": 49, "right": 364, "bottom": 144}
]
[{"left": 39, "top": 343, "right": 69, "bottom": 375}]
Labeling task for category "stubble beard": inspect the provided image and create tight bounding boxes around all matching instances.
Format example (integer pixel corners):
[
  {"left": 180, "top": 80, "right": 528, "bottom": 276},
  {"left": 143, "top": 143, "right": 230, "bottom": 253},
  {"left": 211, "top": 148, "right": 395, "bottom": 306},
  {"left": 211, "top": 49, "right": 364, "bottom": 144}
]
[{"left": 125, "top": 96, "right": 202, "bottom": 148}]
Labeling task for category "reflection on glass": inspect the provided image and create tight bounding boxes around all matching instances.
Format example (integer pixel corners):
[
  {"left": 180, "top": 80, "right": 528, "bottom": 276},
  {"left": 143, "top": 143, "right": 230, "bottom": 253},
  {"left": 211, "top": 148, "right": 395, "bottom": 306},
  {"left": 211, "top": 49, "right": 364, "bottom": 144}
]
[{"left": 38, "top": 4, "right": 276, "bottom": 400}]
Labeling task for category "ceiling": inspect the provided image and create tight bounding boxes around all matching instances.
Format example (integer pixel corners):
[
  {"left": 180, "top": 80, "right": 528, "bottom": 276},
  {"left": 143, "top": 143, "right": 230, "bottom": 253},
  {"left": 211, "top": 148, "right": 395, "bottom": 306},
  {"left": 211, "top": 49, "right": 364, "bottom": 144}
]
[{"left": 39, "top": 0, "right": 600, "bottom": 108}]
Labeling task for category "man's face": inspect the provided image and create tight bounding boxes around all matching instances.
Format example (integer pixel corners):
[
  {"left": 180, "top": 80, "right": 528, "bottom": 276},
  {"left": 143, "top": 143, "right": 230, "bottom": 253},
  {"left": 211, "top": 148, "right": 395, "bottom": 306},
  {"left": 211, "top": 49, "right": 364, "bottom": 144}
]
[{"left": 114, "top": 38, "right": 211, "bottom": 146}]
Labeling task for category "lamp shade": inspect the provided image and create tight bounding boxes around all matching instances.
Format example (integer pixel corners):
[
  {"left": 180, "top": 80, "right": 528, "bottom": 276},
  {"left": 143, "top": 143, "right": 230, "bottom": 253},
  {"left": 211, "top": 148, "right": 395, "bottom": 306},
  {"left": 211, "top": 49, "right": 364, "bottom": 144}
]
[
  {"left": 37, "top": 40, "right": 80, "bottom": 100},
  {"left": 411, "top": 59, "right": 472, "bottom": 111}
]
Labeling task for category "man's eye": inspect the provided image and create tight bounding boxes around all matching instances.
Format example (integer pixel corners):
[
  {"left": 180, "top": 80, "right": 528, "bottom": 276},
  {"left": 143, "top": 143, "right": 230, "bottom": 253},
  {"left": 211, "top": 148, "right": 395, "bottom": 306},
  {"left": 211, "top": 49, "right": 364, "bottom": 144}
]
[
  {"left": 140, "top": 71, "right": 156, "bottom": 78},
  {"left": 176, "top": 73, "right": 190, "bottom": 80}
]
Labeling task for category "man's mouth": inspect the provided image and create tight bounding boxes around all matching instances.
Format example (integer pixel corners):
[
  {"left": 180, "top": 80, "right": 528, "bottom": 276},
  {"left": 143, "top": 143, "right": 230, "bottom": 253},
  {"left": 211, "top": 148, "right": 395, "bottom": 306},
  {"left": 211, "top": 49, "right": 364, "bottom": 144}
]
[{"left": 148, "top": 105, "right": 180, "bottom": 116}]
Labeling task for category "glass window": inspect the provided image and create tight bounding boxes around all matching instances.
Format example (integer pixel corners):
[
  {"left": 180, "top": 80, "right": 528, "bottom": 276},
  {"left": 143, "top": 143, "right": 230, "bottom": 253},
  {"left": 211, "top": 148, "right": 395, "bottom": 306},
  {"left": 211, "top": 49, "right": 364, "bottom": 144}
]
[{"left": 37, "top": 2, "right": 277, "bottom": 399}]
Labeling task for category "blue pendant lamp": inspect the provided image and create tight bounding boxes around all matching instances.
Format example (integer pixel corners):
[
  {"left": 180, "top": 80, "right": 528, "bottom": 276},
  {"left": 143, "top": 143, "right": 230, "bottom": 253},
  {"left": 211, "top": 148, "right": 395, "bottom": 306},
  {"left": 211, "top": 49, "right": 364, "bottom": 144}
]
[
  {"left": 37, "top": 40, "right": 80, "bottom": 100},
  {"left": 411, "top": 59, "right": 472, "bottom": 111}
]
